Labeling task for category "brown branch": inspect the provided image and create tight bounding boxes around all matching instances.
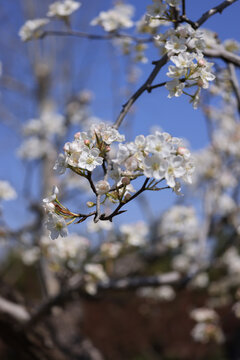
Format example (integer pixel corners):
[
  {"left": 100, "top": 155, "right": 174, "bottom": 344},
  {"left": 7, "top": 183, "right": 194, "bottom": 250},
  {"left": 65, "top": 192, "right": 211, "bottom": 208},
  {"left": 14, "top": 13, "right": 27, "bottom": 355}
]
[
  {"left": 182, "top": 0, "right": 186, "bottom": 16},
  {"left": 194, "top": 0, "right": 239, "bottom": 29},
  {"left": 0, "top": 296, "right": 30, "bottom": 323},
  {"left": 100, "top": 177, "right": 150, "bottom": 221},
  {"left": 0, "top": 76, "right": 31, "bottom": 95},
  {"left": 86, "top": 171, "right": 97, "bottom": 195},
  {"left": 98, "top": 272, "right": 181, "bottom": 291},
  {"left": 228, "top": 63, "right": 240, "bottom": 113},
  {"left": 41, "top": 30, "right": 151, "bottom": 44},
  {"left": 147, "top": 81, "right": 167, "bottom": 93},
  {"left": 113, "top": 54, "right": 170, "bottom": 129},
  {"left": 25, "top": 271, "right": 181, "bottom": 329}
]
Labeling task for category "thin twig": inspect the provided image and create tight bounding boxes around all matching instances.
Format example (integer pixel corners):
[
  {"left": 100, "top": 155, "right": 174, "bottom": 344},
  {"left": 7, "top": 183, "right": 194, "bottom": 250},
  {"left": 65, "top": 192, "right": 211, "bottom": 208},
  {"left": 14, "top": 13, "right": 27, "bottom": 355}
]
[
  {"left": 113, "top": 54, "right": 170, "bottom": 129},
  {"left": 100, "top": 178, "right": 150, "bottom": 221},
  {"left": 41, "top": 30, "right": 152, "bottom": 44},
  {"left": 147, "top": 81, "right": 167, "bottom": 93},
  {"left": 86, "top": 171, "right": 97, "bottom": 195},
  {"left": 182, "top": 0, "right": 186, "bottom": 16},
  {"left": 194, "top": 0, "right": 239, "bottom": 29},
  {"left": 94, "top": 195, "right": 101, "bottom": 223}
]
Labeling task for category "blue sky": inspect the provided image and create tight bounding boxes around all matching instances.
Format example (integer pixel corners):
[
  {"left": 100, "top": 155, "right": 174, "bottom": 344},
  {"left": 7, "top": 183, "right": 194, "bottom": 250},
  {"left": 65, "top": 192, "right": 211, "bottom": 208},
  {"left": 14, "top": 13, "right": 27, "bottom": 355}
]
[{"left": 0, "top": 0, "right": 239, "bottom": 231}]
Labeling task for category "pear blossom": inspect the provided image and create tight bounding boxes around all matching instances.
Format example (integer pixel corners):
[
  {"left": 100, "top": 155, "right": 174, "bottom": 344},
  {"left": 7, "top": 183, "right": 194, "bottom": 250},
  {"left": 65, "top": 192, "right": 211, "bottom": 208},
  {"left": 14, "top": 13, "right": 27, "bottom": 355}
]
[
  {"left": 146, "top": 132, "right": 171, "bottom": 156},
  {"left": 120, "top": 221, "right": 148, "bottom": 247},
  {"left": 84, "top": 263, "right": 108, "bottom": 283},
  {"left": 164, "top": 156, "right": 186, "bottom": 188},
  {"left": 96, "top": 180, "right": 110, "bottom": 195},
  {"left": 90, "top": 3, "right": 134, "bottom": 32},
  {"left": 90, "top": 122, "right": 125, "bottom": 144},
  {"left": 18, "top": 137, "right": 54, "bottom": 160},
  {"left": 21, "top": 247, "right": 40, "bottom": 266},
  {"left": 170, "top": 52, "right": 195, "bottom": 68},
  {"left": 19, "top": 18, "right": 49, "bottom": 42},
  {"left": 165, "top": 36, "right": 187, "bottom": 53},
  {"left": 165, "top": 79, "right": 185, "bottom": 98},
  {"left": 43, "top": 186, "right": 59, "bottom": 212},
  {"left": 143, "top": 154, "right": 166, "bottom": 180},
  {"left": 191, "top": 323, "right": 225, "bottom": 344},
  {"left": 78, "top": 147, "right": 103, "bottom": 171},
  {"left": 166, "top": 0, "right": 181, "bottom": 8},
  {"left": 146, "top": 1, "right": 167, "bottom": 18},
  {"left": 43, "top": 233, "right": 89, "bottom": 266},
  {"left": 53, "top": 153, "right": 68, "bottom": 174},
  {"left": 46, "top": 213, "right": 68, "bottom": 240},
  {"left": 47, "top": 0, "right": 81, "bottom": 18},
  {"left": 0, "top": 181, "right": 17, "bottom": 201}
]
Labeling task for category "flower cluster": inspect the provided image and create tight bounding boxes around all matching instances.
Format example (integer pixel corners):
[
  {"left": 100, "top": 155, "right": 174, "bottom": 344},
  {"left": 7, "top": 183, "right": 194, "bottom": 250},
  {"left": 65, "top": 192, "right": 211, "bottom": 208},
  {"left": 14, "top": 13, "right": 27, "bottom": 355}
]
[
  {"left": 90, "top": 3, "right": 134, "bottom": 32},
  {"left": 153, "top": 24, "right": 215, "bottom": 107},
  {"left": 113, "top": 129, "right": 194, "bottom": 190},
  {"left": 42, "top": 122, "right": 194, "bottom": 239},
  {"left": 19, "top": 0, "right": 81, "bottom": 41},
  {"left": 54, "top": 122, "right": 124, "bottom": 174}
]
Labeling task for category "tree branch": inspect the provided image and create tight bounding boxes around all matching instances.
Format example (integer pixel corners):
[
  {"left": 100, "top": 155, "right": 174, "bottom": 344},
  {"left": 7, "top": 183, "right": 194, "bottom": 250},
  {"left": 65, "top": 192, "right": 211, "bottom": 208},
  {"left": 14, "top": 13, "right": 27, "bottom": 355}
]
[
  {"left": 0, "top": 296, "right": 30, "bottom": 323},
  {"left": 194, "top": 0, "right": 239, "bottom": 28},
  {"left": 25, "top": 271, "right": 181, "bottom": 329},
  {"left": 41, "top": 30, "right": 151, "bottom": 44},
  {"left": 113, "top": 54, "right": 170, "bottom": 129},
  {"left": 182, "top": 0, "right": 186, "bottom": 16}
]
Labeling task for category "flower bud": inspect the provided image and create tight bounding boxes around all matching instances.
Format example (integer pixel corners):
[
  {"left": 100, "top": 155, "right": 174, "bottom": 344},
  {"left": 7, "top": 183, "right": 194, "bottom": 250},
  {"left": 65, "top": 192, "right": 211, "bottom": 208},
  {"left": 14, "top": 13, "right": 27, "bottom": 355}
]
[
  {"left": 96, "top": 180, "right": 110, "bottom": 195},
  {"left": 177, "top": 146, "right": 188, "bottom": 156},
  {"left": 74, "top": 132, "right": 81, "bottom": 139},
  {"left": 198, "top": 59, "right": 205, "bottom": 67},
  {"left": 121, "top": 177, "right": 130, "bottom": 186},
  {"left": 197, "top": 79, "right": 204, "bottom": 87},
  {"left": 125, "top": 193, "right": 131, "bottom": 201},
  {"left": 84, "top": 139, "right": 90, "bottom": 146}
]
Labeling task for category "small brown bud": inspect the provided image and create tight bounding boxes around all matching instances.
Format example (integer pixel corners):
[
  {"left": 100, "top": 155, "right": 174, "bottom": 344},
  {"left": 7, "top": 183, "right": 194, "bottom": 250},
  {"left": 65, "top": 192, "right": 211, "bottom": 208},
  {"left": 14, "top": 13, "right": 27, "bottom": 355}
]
[{"left": 122, "top": 177, "right": 130, "bottom": 186}]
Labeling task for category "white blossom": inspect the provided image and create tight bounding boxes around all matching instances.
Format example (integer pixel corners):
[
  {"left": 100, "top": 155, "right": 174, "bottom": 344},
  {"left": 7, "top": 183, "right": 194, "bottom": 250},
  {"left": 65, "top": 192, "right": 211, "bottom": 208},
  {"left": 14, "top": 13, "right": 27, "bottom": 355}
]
[
  {"left": 143, "top": 154, "right": 166, "bottom": 180},
  {"left": 45, "top": 213, "right": 68, "bottom": 240},
  {"left": 120, "top": 221, "right": 148, "bottom": 247},
  {"left": 164, "top": 155, "right": 186, "bottom": 188},
  {"left": 47, "top": 0, "right": 81, "bottom": 18},
  {"left": 146, "top": 1, "right": 167, "bottom": 18},
  {"left": 53, "top": 154, "right": 68, "bottom": 174},
  {"left": 165, "top": 35, "right": 187, "bottom": 53},
  {"left": 78, "top": 147, "right": 103, "bottom": 171},
  {"left": 0, "top": 181, "right": 17, "bottom": 201},
  {"left": 96, "top": 180, "right": 110, "bottom": 195},
  {"left": 90, "top": 3, "right": 134, "bottom": 32},
  {"left": 19, "top": 18, "right": 49, "bottom": 42},
  {"left": 21, "top": 247, "right": 40, "bottom": 266},
  {"left": 166, "top": 79, "right": 185, "bottom": 98}
]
